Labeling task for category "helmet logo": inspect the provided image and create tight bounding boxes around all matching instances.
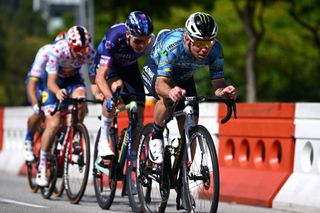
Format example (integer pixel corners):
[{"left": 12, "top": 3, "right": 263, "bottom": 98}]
[{"left": 198, "top": 13, "right": 209, "bottom": 24}]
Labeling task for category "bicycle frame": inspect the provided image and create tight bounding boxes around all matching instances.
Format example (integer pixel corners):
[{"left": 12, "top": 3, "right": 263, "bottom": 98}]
[
  {"left": 55, "top": 104, "right": 79, "bottom": 172},
  {"left": 168, "top": 102, "right": 196, "bottom": 166},
  {"left": 115, "top": 101, "right": 138, "bottom": 175}
]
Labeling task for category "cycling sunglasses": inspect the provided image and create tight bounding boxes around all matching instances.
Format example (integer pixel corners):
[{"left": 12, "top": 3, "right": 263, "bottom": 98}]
[
  {"left": 131, "top": 36, "right": 151, "bottom": 46},
  {"left": 188, "top": 35, "right": 215, "bottom": 48},
  {"left": 71, "top": 45, "right": 89, "bottom": 54}
]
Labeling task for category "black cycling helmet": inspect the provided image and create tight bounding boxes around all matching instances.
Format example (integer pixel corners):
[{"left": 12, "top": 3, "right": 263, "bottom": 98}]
[
  {"left": 125, "top": 11, "right": 153, "bottom": 37},
  {"left": 185, "top": 12, "right": 218, "bottom": 40}
]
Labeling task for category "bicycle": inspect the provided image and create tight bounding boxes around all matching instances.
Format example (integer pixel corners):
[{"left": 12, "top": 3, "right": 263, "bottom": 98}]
[
  {"left": 136, "top": 96, "right": 236, "bottom": 213},
  {"left": 26, "top": 124, "right": 44, "bottom": 193},
  {"left": 39, "top": 97, "right": 96, "bottom": 203},
  {"left": 92, "top": 86, "right": 146, "bottom": 212},
  {"left": 25, "top": 115, "right": 66, "bottom": 198}
]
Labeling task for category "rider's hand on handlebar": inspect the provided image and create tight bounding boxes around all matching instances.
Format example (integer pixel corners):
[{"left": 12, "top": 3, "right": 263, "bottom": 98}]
[
  {"left": 56, "top": 88, "right": 67, "bottom": 100},
  {"left": 215, "top": 85, "right": 237, "bottom": 100},
  {"left": 169, "top": 86, "right": 186, "bottom": 102},
  {"left": 106, "top": 97, "right": 115, "bottom": 112}
]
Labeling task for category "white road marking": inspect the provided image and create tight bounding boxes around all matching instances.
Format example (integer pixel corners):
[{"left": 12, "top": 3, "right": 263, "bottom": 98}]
[{"left": 0, "top": 197, "right": 48, "bottom": 208}]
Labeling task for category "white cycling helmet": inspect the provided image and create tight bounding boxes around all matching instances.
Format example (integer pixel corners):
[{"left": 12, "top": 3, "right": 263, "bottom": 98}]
[
  {"left": 67, "top": 25, "right": 91, "bottom": 47},
  {"left": 185, "top": 12, "right": 218, "bottom": 40}
]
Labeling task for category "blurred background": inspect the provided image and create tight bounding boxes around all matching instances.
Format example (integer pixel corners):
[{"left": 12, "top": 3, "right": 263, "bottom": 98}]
[{"left": 0, "top": 0, "right": 319, "bottom": 106}]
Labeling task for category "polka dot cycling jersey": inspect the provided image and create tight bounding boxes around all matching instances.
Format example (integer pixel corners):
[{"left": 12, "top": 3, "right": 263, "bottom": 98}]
[
  {"left": 27, "top": 44, "right": 51, "bottom": 80},
  {"left": 151, "top": 28, "right": 225, "bottom": 82},
  {"left": 46, "top": 39, "right": 96, "bottom": 78}
]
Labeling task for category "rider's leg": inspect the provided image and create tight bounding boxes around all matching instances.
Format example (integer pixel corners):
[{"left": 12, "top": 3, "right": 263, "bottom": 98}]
[
  {"left": 24, "top": 113, "right": 44, "bottom": 161},
  {"left": 98, "top": 78, "right": 122, "bottom": 158},
  {"left": 27, "top": 113, "right": 44, "bottom": 136},
  {"left": 148, "top": 97, "right": 170, "bottom": 164},
  {"left": 71, "top": 87, "right": 87, "bottom": 123},
  {"left": 131, "top": 105, "right": 145, "bottom": 152},
  {"left": 36, "top": 114, "right": 60, "bottom": 186}
]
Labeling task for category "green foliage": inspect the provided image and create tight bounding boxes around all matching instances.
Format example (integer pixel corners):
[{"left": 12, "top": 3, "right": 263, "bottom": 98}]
[{"left": 0, "top": 1, "right": 48, "bottom": 106}]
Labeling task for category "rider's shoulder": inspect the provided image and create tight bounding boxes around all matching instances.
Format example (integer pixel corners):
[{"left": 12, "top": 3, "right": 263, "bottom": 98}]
[
  {"left": 37, "top": 44, "right": 52, "bottom": 55},
  {"left": 106, "top": 23, "right": 126, "bottom": 39},
  {"left": 48, "top": 39, "right": 68, "bottom": 56},
  {"left": 161, "top": 29, "right": 184, "bottom": 53},
  {"left": 213, "top": 39, "right": 223, "bottom": 50}
]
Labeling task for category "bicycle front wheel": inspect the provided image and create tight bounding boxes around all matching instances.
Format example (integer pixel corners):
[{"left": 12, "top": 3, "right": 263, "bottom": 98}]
[
  {"left": 182, "top": 125, "right": 219, "bottom": 213},
  {"left": 64, "top": 123, "right": 90, "bottom": 204},
  {"left": 137, "top": 123, "right": 165, "bottom": 213},
  {"left": 92, "top": 127, "right": 117, "bottom": 210},
  {"left": 126, "top": 124, "right": 144, "bottom": 213}
]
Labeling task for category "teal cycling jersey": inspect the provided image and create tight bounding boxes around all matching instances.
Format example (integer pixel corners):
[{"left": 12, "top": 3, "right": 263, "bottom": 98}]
[{"left": 151, "top": 28, "right": 224, "bottom": 82}]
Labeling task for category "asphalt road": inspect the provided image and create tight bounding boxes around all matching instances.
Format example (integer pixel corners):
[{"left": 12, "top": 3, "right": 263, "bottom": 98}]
[{"left": 0, "top": 172, "right": 294, "bottom": 213}]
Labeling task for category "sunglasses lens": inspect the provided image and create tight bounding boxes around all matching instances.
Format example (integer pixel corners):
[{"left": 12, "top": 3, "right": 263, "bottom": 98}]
[
  {"left": 72, "top": 46, "right": 81, "bottom": 52},
  {"left": 72, "top": 45, "right": 89, "bottom": 53},
  {"left": 82, "top": 46, "right": 89, "bottom": 53},
  {"left": 193, "top": 40, "right": 214, "bottom": 48},
  {"left": 134, "top": 39, "right": 144, "bottom": 45},
  {"left": 133, "top": 37, "right": 151, "bottom": 45}
]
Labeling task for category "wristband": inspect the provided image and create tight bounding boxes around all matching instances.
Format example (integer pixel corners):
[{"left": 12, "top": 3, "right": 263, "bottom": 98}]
[{"left": 32, "top": 104, "right": 40, "bottom": 115}]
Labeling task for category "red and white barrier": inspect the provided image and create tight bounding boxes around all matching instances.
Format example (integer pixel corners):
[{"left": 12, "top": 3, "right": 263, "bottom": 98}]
[{"left": 273, "top": 103, "right": 320, "bottom": 212}]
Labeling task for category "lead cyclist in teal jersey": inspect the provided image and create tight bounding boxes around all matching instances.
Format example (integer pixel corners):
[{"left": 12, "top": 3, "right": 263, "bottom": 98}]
[{"left": 142, "top": 12, "right": 237, "bottom": 164}]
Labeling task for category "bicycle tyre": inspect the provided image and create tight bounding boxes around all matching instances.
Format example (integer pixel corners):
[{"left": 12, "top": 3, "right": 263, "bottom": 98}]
[
  {"left": 182, "top": 125, "right": 219, "bottom": 213},
  {"left": 127, "top": 125, "right": 144, "bottom": 213},
  {"left": 52, "top": 127, "right": 68, "bottom": 197},
  {"left": 93, "top": 127, "right": 117, "bottom": 209},
  {"left": 64, "top": 123, "right": 90, "bottom": 204},
  {"left": 137, "top": 123, "right": 165, "bottom": 213},
  {"left": 40, "top": 153, "right": 58, "bottom": 199},
  {"left": 26, "top": 127, "right": 43, "bottom": 193}
]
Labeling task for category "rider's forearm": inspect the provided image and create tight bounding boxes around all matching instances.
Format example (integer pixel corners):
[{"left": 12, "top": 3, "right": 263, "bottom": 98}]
[
  {"left": 96, "top": 66, "right": 112, "bottom": 99},
  {"left": 211, "top": 78, "right": 226, "bottom": 94},
  {"left": 155, "top": 77, "right": 172, "bottom": 98},
  {"left": 27, "top": 79, "right": 39, "bottom": 106},
  {"left": 91, "top": 83, "right": 104, "bottom": 100},
  {"left": 48, "top": 73, "right": 61, "bottom": 94}
]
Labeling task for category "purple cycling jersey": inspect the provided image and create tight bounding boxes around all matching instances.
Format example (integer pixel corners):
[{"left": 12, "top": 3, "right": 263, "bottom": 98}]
[{"left": 93, "top": 23, "right": 155, "bottom": 75}]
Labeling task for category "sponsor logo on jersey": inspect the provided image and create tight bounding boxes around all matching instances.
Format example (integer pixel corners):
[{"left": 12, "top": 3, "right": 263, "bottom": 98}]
[
  {"left": 166, "top": 40, "right": 180, "bottom": 51},
  {"left": 162, "top": 50, "right": 168, "bottom": 57}
]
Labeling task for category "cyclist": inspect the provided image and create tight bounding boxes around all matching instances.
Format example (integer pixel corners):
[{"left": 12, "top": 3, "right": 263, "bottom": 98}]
[
  {"left": 94, "top": 11, "right": 155, "bottom": 160},
  {"left": 142, "top": 12, "right": 237, "bottom": 164},
  {"left": 35, "top": 25, "right": 96, "bottom": 186},
  {"left": 23, "top": 32, "right": 67, "bottom": 162}
]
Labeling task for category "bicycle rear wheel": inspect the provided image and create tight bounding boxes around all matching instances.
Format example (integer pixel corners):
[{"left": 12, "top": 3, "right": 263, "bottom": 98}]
[
  {"left": 182, "top": 125, "right": 219, "bottom": 213},
  {"left": 40, "top": 153, "right": 58, "bottom": 199},
  {"left": 93, "top": 127, "right": 117, "bottom": 209},
  {"left": 26, "top": 128, "right": 43, "bottom": 193},
  {"left": 64, "top": 123, "right": 90, "bottom": 204},
  {"left": 137, "top": 123, "right": 165, "bottom": 213}
]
